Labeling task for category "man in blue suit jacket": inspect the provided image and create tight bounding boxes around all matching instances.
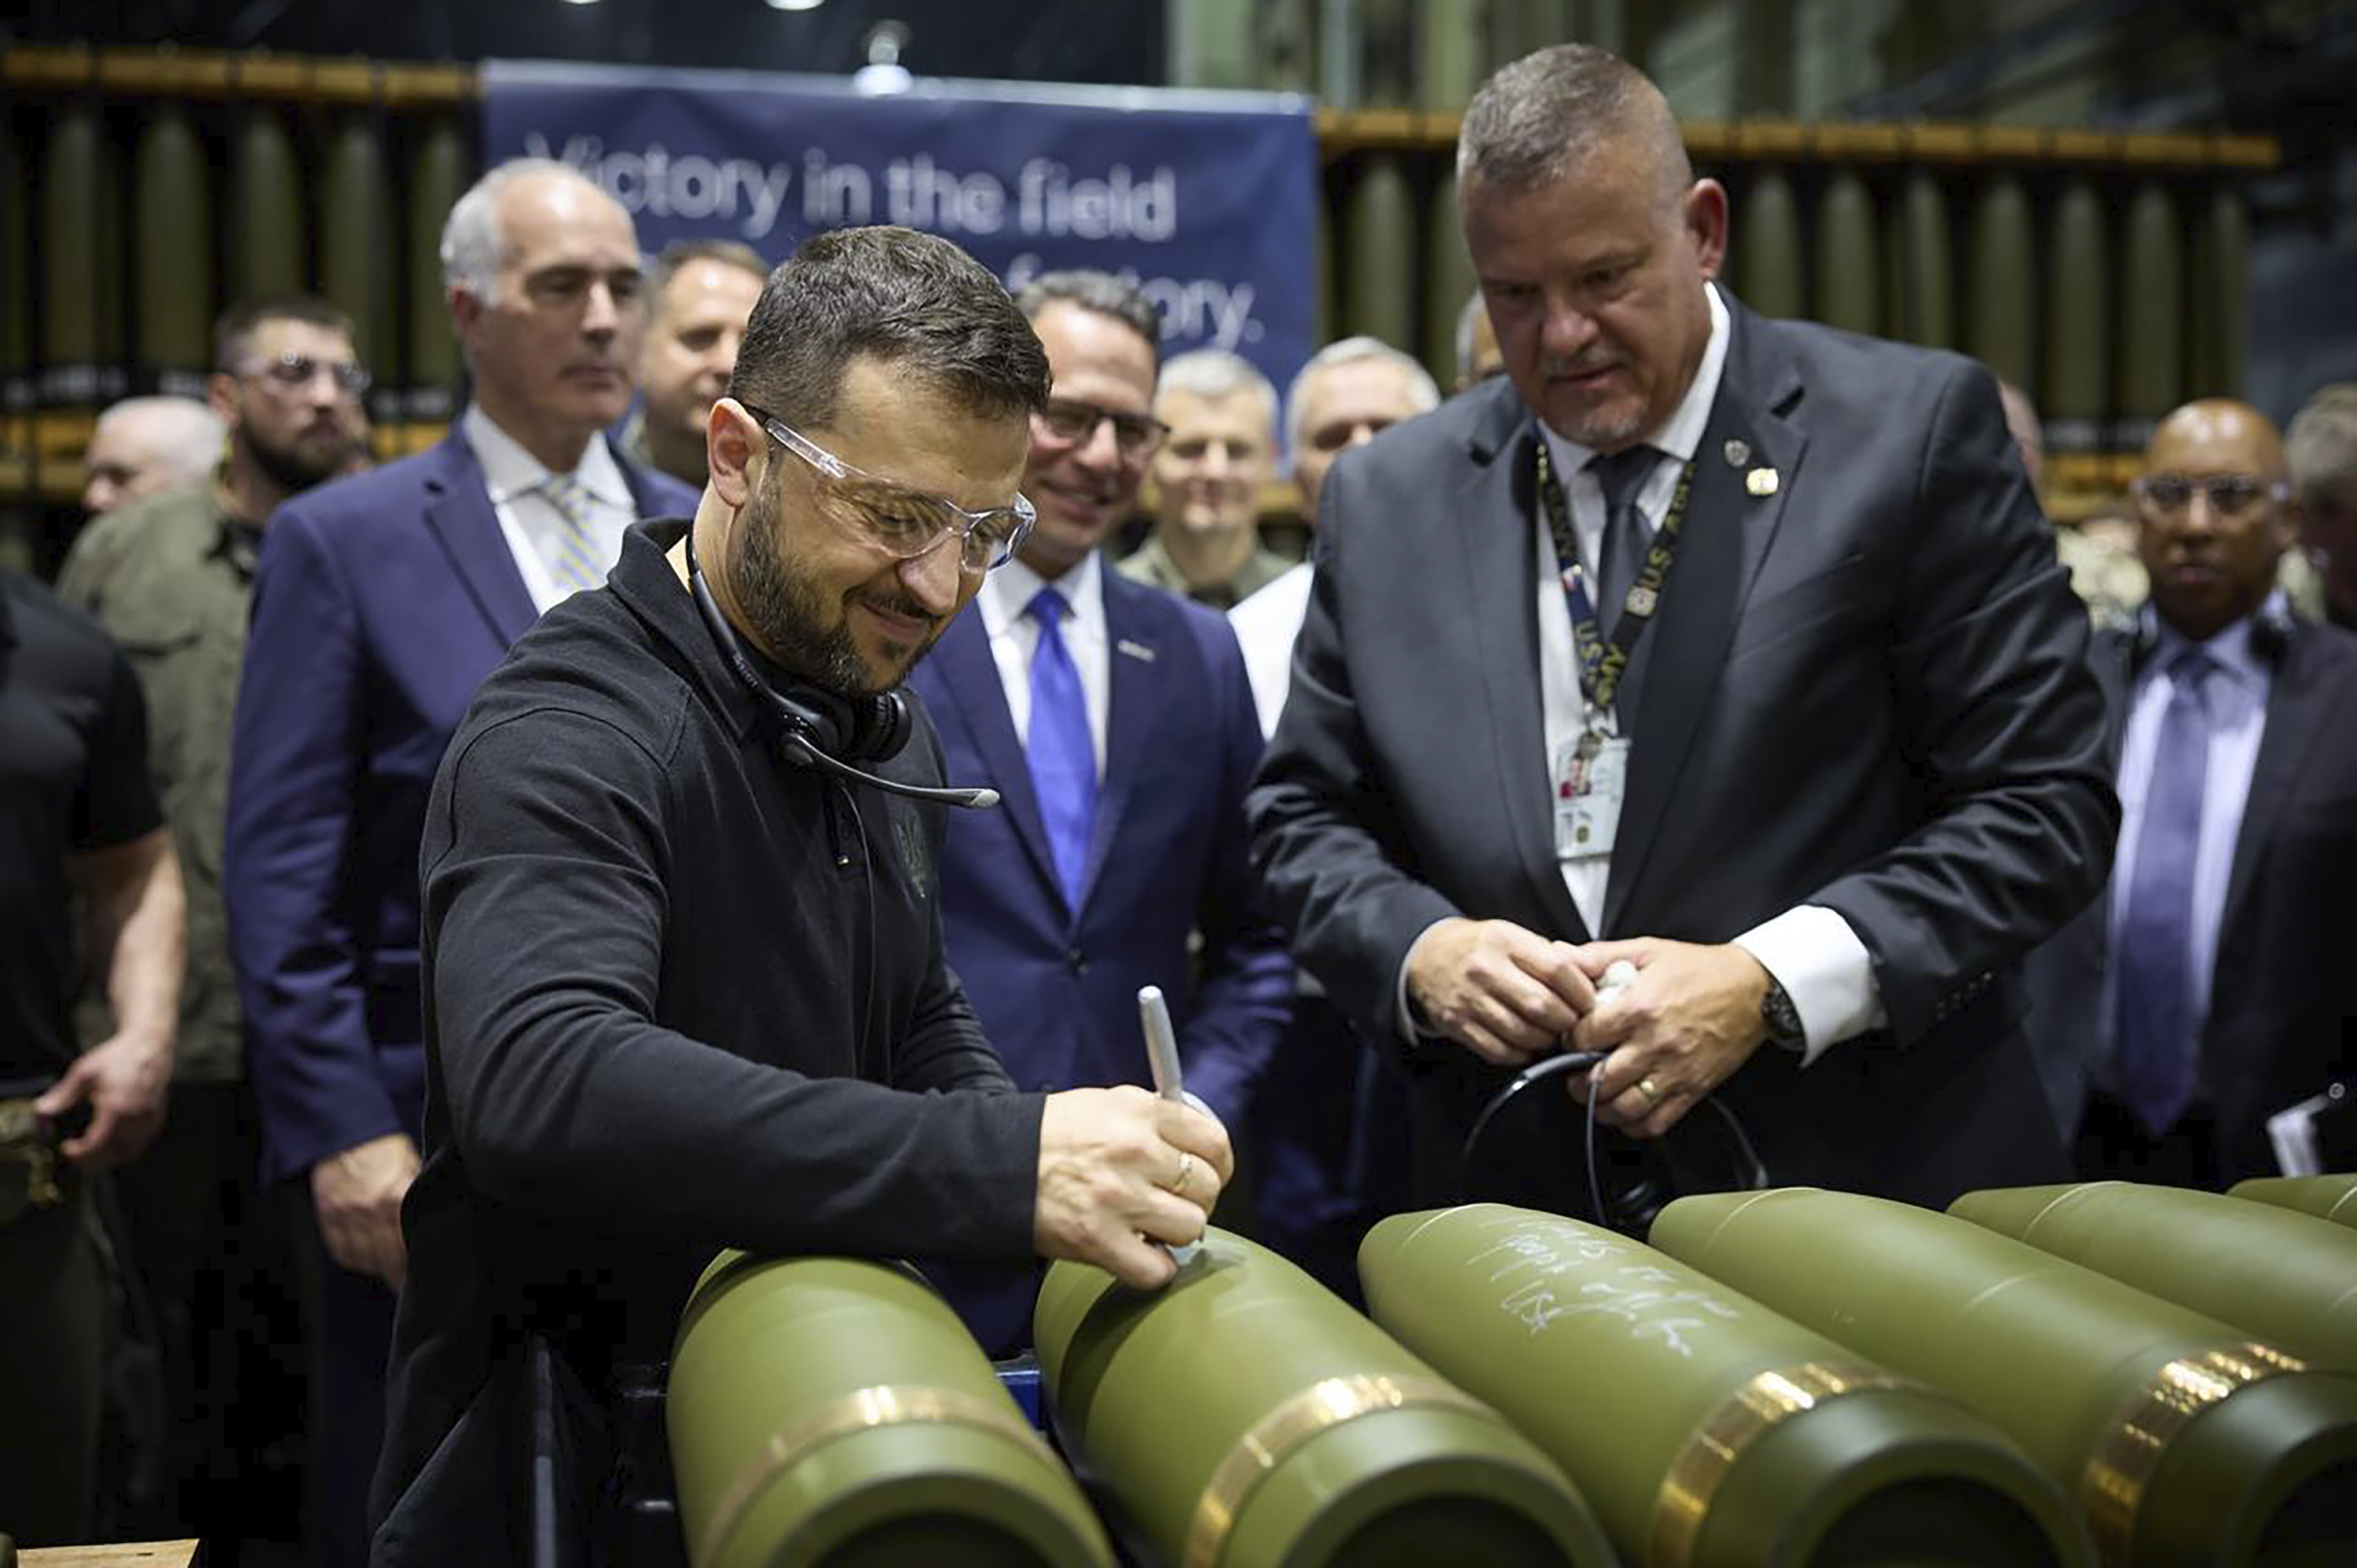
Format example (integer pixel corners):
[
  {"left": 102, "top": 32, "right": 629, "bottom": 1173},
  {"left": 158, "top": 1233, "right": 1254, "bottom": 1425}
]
[
  {"left": 907, "top": 272, "right": 1290, "bottom": 1350},
  {"left": 223, "top": 158, "right": 693, "bottom": 1567}
]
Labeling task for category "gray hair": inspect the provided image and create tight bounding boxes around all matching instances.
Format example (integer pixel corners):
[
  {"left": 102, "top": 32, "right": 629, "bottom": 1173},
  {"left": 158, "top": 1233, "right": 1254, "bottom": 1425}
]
[
  {"left": 1013, "top": 270, "right": 1164, "bottom": 368},
  {"left": 1157, "top": 348, "right": 1277, "bottom": 430},
  {"left": 93, "top": 396, "right": 225, "bottom": 485},
  {"left": 1457, "top": 43, "right": 1690, "bottom": 206},
  {"left": 2287, "top": 383, "right": 2357, "bottom": 498},
  {"left": 439, "top": 156, "right": 610, "bottom": 302},
  {"left": 1284, "top": 336, "right": 1439, "bottom": 456}
]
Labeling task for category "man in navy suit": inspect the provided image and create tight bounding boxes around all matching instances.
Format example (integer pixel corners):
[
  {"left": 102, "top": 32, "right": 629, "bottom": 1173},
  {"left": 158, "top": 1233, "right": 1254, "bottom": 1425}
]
[
  {"left": 223, "top": 157, "right": 694, "bottom": 1566},
  {"left": 907, "top": 271, "right": 1290, "bottom": 1348},
  {"left": 2029, "top": 399, "right": 2357, "bottom": 1186},
  {"left": 1252, "top": 46, "right": 2114, "bottom": 1218}
]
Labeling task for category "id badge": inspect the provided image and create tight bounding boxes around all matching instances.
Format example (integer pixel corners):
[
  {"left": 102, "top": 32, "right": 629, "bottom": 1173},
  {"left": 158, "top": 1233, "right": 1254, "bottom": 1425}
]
[{"left": 1554, "top": 731, "right": 1629, "bottom": 858}]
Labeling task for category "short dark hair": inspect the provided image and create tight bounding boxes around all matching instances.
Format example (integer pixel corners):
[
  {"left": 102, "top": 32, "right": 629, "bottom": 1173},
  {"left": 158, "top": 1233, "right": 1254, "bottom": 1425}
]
[
  {"left": 1458, "top": 44, "right": 1691, "bottom": 207},
  {"left": 729, "top": 225, "right": 1050, "bottom": 431},
  {"left": 213, "top": 295, "right": 357, "bottom": 374},
  {"left": 1014, "top": 269, "right": 1164, "bottom": 369},
  {"left": 647, "top": 237, "right": 772, "bottom": 313}
]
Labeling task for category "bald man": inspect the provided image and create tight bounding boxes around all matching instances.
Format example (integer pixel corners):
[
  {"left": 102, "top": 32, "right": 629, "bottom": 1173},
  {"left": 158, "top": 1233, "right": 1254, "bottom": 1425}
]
[
  {"left": 2027, "top": 399, "right": 2357, "bottom": 1187},
  {"left": 81, "top": 396, "right": 223, "bottom": 518}
]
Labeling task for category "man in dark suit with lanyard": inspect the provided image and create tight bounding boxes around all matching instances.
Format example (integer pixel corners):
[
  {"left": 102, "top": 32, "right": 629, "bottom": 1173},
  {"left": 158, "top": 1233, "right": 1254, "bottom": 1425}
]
[{"left": 1249, "top": 43, "right": 2117, "bottom": 1213}]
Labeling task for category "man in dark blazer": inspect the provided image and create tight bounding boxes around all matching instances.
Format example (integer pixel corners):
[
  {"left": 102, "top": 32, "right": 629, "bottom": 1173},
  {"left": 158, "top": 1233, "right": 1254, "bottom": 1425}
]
[
  {"left": 1250, "top": 45, "right": 2117, "bottom": 1218},
  {"left": 2028, "top": 399, "right": 2357, "bottom": 1186},
  {"left": 907, "top": 271, "right": 1290, "bottom": 1348},
  {"left": 223, "top": 158, "right": 692, "bottom": 1566}
]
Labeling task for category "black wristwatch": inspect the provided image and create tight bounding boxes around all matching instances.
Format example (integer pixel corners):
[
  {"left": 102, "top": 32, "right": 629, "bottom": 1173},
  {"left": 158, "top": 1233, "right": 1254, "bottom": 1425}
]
[{"left": 1760, "top": 974, "right": 1805, "bottom": 1052}]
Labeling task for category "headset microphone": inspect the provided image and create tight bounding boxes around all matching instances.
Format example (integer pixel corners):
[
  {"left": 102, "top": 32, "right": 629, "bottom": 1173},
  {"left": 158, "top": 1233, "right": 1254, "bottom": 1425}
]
[
  {"left": 684, "top": 526, "right": 999, "bottom": 811},
  {"left": 777, "top": 730, "right": 1001, "bottom": 810}
]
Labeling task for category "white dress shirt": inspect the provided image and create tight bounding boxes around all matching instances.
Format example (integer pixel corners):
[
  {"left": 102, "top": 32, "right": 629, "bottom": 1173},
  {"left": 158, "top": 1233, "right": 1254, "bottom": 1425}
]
[
  {"left": 2103, "top": 603, "right": 2276, "bottom": 1069},
  {"left": 977, "top": 549, "right": 1112, "bottom": 781},
  {"left": 463, "top": 405, "right": 637, "bottom": 614},
  {"left": 1402, "top": 284, "right": 1884, "bottom": 1061},
  {"left": 1230, "top": 559, "right": 1316, "bottom": 740}
]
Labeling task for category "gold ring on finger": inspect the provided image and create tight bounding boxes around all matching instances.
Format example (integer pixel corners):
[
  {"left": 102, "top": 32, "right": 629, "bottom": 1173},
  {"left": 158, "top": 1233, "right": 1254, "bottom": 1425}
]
[
  {"left": 1171, "top": 1152, "right": 1195, "bottom": 1195},
  {"left": 1637, "top": 1075, "right": 1665, "bottom": 1106}
]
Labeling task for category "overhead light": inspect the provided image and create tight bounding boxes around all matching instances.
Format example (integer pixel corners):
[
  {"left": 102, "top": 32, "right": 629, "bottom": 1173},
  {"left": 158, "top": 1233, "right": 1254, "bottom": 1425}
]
[
  {"left": 766, "top": 0, "right": 824, "bottom": 10},
  {"left": 561, "top": 0, "right": 601, "bottom": 6},
  {"left": 853, "top": 20, "right": 913, "bottom": 95}
]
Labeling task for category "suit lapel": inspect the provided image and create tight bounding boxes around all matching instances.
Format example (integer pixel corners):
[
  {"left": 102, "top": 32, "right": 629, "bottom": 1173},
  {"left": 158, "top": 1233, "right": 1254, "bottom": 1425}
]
[
  {"left": 1462, "top": 396, "right": 1587, "bottom": 941},
  {"left": 930, "top": 609, "right": 1064, "bottom": 904},
  {"left": 1604, "top": 310, "right": 1805, "bottom": 933},
  {"left": 1087, "top": 573, "right": 1171, "bottom": 912},
  {"left": 612, "top": 439, "right": 673, "bottom": 519},
  {"left": 420, "top": 432, "right": 538, "bottom": 646},
  {"left": 2220, "top": 632, "right": 2327, "bottom": 933},
  {"left": 2091, "top": 628, "right": 2135, "bottom": 769}
]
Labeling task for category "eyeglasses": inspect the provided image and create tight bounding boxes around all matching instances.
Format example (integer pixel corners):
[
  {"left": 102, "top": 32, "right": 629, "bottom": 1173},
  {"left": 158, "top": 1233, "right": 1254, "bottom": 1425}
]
[
  {"left": 743, "top": 404, "right": 1036, "bottom": 574},
  {"left": 1034, "top": 397, "right": 1170, "bottom": 461},
  {"left": 240, "top": 352, "right": 371, "bottom": 397},
  {"left": 2131, "top": 471, "right": 2286, "bottom": 520}
]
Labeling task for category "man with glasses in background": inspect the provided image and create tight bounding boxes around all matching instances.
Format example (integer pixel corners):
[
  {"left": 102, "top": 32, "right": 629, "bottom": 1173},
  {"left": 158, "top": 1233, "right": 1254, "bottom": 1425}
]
[
  {"left": 57, "top": 293, "right": 368, "bottom": 1548},
  {"left": 372, "top": 228, "right": 1230, "bottom": 1562},
  {"left": 907, "top": 269, "right": 1288, "bottom": 1354},
  {"left": 2026, "top": 397, "right": 2357, "bottom": 1188},
  {"left": 222, "top": 159, "right": 695, "bottom": 1568}
]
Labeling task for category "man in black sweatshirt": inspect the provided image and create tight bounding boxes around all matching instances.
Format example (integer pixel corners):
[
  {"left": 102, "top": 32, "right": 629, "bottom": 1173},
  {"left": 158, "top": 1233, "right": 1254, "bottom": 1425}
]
[{"left": 370, "top": 225, "right": 1230, "bottom": 1564}]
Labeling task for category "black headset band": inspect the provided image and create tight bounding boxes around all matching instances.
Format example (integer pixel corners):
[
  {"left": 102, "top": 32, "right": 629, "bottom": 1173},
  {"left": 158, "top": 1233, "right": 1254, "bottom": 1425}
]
[{"left": 681, "top": 524, "right": 911, "bottom": 765}]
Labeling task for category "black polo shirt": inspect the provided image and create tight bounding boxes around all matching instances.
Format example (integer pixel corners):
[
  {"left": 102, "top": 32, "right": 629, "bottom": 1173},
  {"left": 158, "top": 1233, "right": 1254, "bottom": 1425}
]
[
  {"left": 376, "top": 519, "right": 1045, "bottom": 1539},
  {"left": 0, "top": 569, "right": 162, "bottom": 1083}
]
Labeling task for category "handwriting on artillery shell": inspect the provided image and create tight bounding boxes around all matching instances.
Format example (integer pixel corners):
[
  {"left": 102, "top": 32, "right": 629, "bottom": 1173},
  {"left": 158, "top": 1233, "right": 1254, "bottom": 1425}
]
[{"left": 1466, "top": 1220, "right": 1743, "bottom": 1357}]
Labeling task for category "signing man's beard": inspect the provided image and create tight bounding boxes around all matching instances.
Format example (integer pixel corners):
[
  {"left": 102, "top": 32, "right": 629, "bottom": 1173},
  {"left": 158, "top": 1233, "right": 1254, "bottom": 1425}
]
[{"left": 731, "top": 473, "right": 944, "bottom": 699}]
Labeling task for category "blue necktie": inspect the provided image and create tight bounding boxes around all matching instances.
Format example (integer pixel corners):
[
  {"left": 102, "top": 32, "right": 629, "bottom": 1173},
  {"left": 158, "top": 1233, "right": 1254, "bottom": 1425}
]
[
  {"left": 1588, "top": 445, "right": 1659, "bottom": 639},
  {"left": 1025, "top": 587, "right": 1097, "bottom": 909},
  {"left": 2114, "top": 648, "right": 2216, "bottom": 1134}
]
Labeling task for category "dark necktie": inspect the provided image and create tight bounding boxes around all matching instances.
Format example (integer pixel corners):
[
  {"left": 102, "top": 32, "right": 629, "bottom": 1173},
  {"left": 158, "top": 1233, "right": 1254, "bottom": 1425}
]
[
  {"left": 1588, "top": 445, "right": 1661, "bottom": 639},
  {"left": 1025, "top": 587, "right": 1097, "bottom": 909},
  {"left": 2114, "top": 648, "right": 2217, "bottom": 1134}
]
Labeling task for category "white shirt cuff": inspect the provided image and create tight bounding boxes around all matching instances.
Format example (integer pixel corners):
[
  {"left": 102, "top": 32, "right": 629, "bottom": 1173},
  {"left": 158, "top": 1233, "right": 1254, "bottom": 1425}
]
[{"left": 1732, "top": 905, "right": 1886, "bottom": 1067}]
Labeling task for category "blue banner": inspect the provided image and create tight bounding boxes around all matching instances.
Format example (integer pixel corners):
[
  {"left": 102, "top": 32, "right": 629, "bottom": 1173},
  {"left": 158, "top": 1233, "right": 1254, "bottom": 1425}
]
[{"left": 482, "top": 61, "right": 1318, "bottom": 392}]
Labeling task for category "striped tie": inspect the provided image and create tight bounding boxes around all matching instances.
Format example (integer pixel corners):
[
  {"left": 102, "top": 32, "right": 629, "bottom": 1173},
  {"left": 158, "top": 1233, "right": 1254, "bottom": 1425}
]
[{"left": 543, "top": 473, "right": 607, "bottom": 592}]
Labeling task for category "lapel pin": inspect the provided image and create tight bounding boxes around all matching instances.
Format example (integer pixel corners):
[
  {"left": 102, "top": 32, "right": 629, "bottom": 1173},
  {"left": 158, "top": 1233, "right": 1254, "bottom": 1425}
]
[
  {"left": 1723, "top": 438, "right": 1751, "bottom": 468},
  {"left": 1746, "top": 466, "right": 1780, "bottom": 497},
  {"left": 1116, "top": 638, "right": 1157, "bottom": 662}
]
